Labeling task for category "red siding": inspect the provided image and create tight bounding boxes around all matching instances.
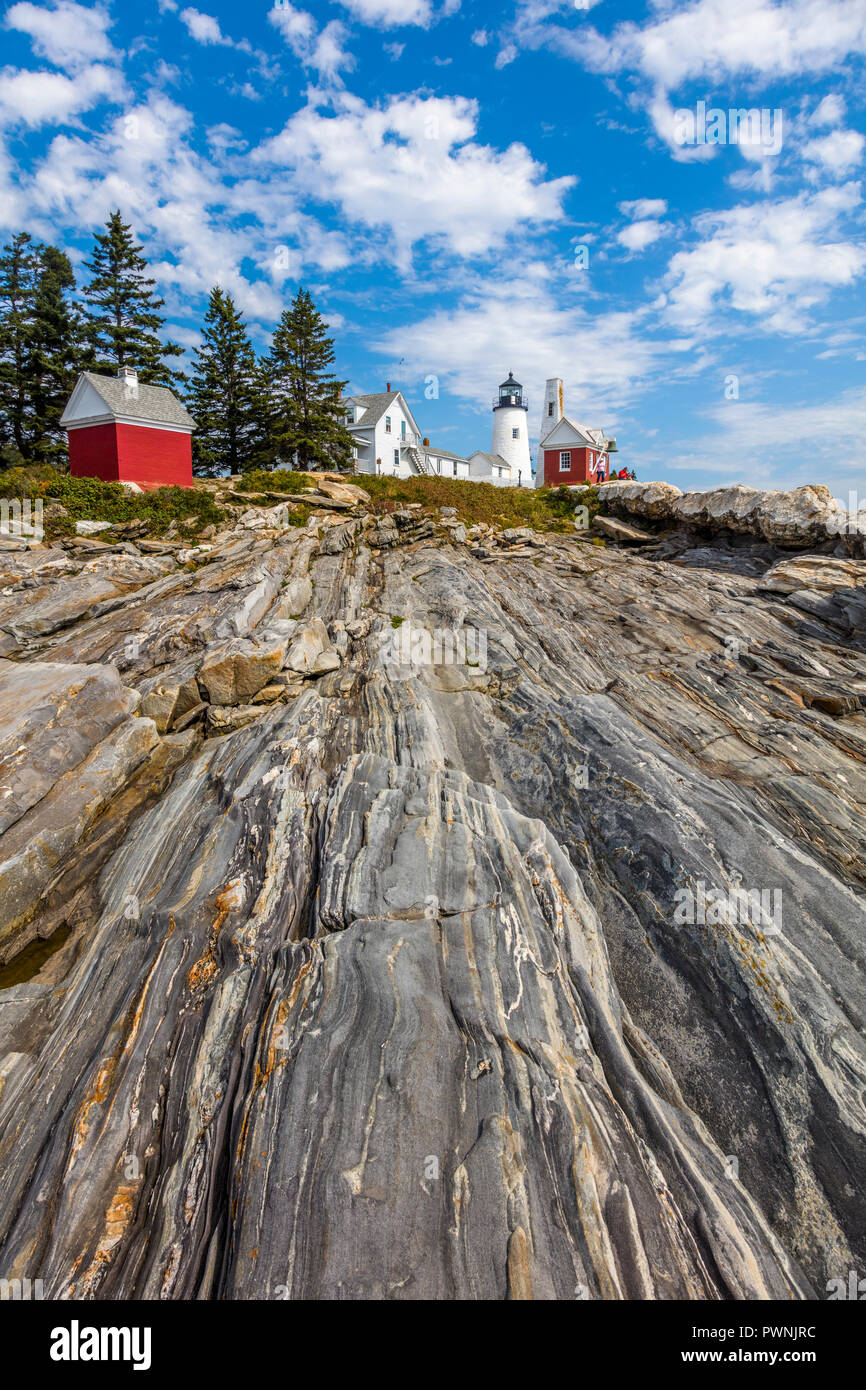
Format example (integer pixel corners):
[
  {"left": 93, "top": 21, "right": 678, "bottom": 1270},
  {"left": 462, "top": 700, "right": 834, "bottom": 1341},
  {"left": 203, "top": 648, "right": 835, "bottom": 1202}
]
[
  {"left": 68, "top": 422, "right": 118, "bottom": 481},
  {"left": 68, "top": 422, "right": 193, "bottom": 489},
  {"left": 543, "top": 446, "right": 608, "bottom": 487}
]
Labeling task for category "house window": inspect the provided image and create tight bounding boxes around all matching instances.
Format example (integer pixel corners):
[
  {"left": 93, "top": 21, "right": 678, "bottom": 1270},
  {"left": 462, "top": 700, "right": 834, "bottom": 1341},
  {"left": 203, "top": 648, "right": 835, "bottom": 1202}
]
[
  {"left": 589, "top": 452, "right": 595, "bottom": 468},
  {"left": 393, "top": 449, "right": 399, "bottom": 468},
  {"left": 401, "top": 420, "right": 406, "bottom": 440},
  {"left": 548, "top": 402, "right": 554, "bottom": 416},
  {"left": 512, "top": 427, "right": 519, "bottom": 439},
  {"left": 453, "top": 460, "right": 457, "bottom": 477},
  {"left": 437, "top": 458, "right": 441, "bottom": 473},
  {"left": 385, "top": 416, "right": 391, "bottom": 433},
  {"left": 559, "top": 451, "right": 571, "bottom": 470}
]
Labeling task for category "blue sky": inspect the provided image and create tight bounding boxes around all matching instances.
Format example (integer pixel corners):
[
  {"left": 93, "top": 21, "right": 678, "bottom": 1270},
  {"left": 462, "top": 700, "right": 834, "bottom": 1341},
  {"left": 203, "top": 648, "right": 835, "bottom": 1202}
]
[{"left": 1, "top": 0, "right": 865, "bottom": 495}]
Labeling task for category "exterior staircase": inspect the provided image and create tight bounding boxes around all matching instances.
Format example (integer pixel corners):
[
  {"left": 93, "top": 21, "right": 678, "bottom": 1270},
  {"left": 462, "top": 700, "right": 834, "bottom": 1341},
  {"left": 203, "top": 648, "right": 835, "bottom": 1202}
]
[{"left": 404, "top": 444, "right": 434, "bottom": 476}]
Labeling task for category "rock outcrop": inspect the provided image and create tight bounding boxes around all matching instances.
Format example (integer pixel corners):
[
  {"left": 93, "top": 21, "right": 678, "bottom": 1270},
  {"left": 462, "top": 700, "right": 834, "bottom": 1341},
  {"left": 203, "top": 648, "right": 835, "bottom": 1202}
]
[
  {"left": 597, "top": 481, "right": 866, "bottom": 556},
  {"left": 0, "top": 491, "right": 863, "bottom": 1300}
]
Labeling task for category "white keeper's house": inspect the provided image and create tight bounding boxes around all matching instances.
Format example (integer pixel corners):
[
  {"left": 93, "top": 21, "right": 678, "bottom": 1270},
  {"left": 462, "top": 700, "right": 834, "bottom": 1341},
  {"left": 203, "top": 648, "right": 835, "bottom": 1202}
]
[{"left": 342, "top": 385, "right": 479, "bottom": 480}]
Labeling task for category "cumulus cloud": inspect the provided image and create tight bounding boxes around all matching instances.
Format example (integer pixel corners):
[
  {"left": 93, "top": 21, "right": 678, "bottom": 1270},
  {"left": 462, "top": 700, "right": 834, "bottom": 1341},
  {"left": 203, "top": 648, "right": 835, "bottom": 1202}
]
[
  {"left": 375, "top": 271, "right": 665, "bottom": 418},
  {"left": 803, "top": 129, "right": 865, "bottom": 175},
  {"left": 618, "top": 218, "right": 668, "bottom": 252},
  {"left": 661, "top": 183, "right": 865, "bottom": 334},
  {"left": 0, "top": 63, "right": 124, "bottom": 129},
  {"left": 335, "top": 0, "right": 433, "bottom": 25},
  {"left": 253, "top": 92, "right": 574, "bottom": 264},
  {"left": 179, "top": 8, "right": 234, "bottom": 45},
  {"left": 269, "top": 3, "right": 354, "bottom": 80},
  {"left": 4, "top": 0, "right": 116, "bottom": 70}
]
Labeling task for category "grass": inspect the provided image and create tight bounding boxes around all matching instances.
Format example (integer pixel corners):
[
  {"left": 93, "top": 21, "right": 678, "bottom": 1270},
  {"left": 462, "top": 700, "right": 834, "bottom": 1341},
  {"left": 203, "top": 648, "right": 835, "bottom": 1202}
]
[
  {"left": 0, "top": 466, "right": 225, "bottom": 539},
  {"left": 234, "top": 469, "right": 608, "bottom": 534},
  {"left": 0, "top": 464, "right": 608, "bottom": 541}
]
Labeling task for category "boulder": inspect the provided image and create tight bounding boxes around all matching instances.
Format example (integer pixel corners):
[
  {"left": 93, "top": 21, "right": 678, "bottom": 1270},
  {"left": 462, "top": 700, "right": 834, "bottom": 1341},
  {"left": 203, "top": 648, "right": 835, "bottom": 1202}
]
[
  {"left": 284, "top": 618, "right": 335, "bottom": 675},
  {"left": 592, "top": 515, "right": 656, "bottom": 544},
  {"left": 197, "top": 635, "right": 287, "bottom": 706},
  {"left": 757, "top": 555, "right": 866, "bottom": 594},
  {"left": 75, "top": 520, "right": 113, "bottom": 535}
]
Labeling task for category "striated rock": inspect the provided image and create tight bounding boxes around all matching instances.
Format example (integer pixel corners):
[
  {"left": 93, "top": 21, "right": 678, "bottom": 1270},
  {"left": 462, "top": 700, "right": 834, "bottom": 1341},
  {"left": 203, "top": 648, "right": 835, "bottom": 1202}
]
[
  {"left": 0, "top": 490, "right": 863, "bottom": 1302},
  {"left": 598, "top": 481, "right": 866, "bottom": 555},
  {"left": 757, "top": 554, "right": 866, "bottom": 594},
  {"left": 592, "top": 514, "right": 656, "bottom": 543},
  {"left": 0, "top": 659, "right": 158, "bottom": 960},
  {"left": 75, "top": 520, "right": 113, "bottom": 535}
]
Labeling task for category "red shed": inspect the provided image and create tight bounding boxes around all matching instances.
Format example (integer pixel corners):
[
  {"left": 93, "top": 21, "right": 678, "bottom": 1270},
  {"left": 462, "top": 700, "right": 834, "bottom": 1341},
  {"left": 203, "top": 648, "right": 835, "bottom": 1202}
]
[
  {"left": 61, "top": 368, "right": 195, "bottom": 489},
  {"left": 538, "top": 416, "right": 616, "bottom": 487}
]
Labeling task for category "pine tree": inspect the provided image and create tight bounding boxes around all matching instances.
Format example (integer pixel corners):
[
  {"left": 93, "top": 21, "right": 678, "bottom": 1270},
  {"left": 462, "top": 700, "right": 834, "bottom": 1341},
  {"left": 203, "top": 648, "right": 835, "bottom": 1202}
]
[
  {"left": 262, "top": 287, "right": 354, "bottom": 472},
  {"left": 83, "top": 210, "right": 184, "bottom": 388},
  {"left": 187, "top": 286, "right": 264, "bottom": 476},
  {"left": 27, "top": 246, "right": 81, "bottom": 465},
  {"left": 0, "top": 232, "right": 40, "bottom": 464}
]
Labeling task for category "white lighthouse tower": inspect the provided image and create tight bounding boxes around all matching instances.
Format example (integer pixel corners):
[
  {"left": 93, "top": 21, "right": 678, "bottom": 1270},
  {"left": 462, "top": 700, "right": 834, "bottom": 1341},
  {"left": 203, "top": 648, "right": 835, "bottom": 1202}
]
[{"left": 491, "top": 371, "right": 531, "bottom": 486}]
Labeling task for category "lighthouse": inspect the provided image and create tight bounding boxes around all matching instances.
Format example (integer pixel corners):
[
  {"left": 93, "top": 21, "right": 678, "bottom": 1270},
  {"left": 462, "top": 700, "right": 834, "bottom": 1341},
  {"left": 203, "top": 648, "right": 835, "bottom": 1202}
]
[{"left": 491, "top": 371, "right": 531, "bottom": 485}]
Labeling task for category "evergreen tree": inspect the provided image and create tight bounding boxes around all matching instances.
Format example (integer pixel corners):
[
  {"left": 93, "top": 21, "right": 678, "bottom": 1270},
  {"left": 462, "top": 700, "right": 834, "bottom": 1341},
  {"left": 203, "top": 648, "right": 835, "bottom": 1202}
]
[
  {"left": 27, "top": 246, "right": 81, "bottom": 465},
  {"left": 261, "top": 287, "right": 354, "bottom": 471},
  {"left": 187, "top": 286, "right": 264, "bottom": 476},
  {"left": 0, "top": 232, "right": 40, "bottom": 463},
  {"left": 83, "top": 210, "right": 184, "bottom": 388}
]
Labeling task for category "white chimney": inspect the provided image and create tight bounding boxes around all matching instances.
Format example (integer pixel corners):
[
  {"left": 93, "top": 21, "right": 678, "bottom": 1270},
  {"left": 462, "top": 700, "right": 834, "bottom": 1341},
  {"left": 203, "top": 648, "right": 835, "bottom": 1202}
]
[
  {"left": 536, "top": 378, "right": 564, "bottom": 487},
  {"left": 117, "top": 366, "right": 138, "bottom": 383}
]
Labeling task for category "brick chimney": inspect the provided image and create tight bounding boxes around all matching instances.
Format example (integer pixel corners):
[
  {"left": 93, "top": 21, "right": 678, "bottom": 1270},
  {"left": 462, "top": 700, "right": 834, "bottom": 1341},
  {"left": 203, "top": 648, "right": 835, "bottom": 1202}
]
[{"left": 386, "top": 382, "right": 391, "bottom": 392}]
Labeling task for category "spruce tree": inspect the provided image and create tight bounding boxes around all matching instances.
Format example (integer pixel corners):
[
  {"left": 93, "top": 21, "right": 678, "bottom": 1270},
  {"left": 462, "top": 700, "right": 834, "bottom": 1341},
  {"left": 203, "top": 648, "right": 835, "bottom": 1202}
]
[
  {"left": 187, "top": 286, "right": 264, "bottom": 476},
  {"left": 262, "top": 287, "right": 354, "bottom": 471},
  {"left": 83, "top": 210, "right": 184, "bottom": 388},
  {"left": 0, "top": 232, "right": 40, "bottom": 463},
  {"left": 27, "top": 246, "right": 81, "bottom": 465}
]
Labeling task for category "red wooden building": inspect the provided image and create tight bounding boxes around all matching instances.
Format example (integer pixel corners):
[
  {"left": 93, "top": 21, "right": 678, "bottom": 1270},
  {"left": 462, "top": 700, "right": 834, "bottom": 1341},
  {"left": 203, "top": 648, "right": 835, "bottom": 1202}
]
[
  {"left": 538, "top": 415, "right": 617, "bottom": 487},
  {"left": 61, "top": 368, "right": 195, "bottom": 489}
]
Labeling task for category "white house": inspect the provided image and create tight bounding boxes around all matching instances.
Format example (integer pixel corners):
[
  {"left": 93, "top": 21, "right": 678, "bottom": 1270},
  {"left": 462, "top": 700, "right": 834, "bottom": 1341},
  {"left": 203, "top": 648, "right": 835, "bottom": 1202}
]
[{"left": 342, "top": 387, "right": 474, "bottom": 479}]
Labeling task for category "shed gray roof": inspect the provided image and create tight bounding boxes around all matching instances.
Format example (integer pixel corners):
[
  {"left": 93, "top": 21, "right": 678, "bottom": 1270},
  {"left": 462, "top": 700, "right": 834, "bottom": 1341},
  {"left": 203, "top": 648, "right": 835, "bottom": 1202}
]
[
  {"left": 468, "top": 451, "right": 512, "bottom": 470},
  {"left": 66, "top": 372, "right": 195, "bottom": 429}
]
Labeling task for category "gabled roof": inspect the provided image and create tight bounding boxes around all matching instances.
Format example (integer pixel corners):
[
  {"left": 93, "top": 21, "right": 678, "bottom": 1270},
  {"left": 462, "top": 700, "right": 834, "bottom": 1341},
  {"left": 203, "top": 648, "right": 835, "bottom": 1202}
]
[
  {"left": 343, "top": 390, "right": 423, "bottom": 442},
  {"left": 423, "top": 444, "right": 467, "bottom": 462},
  {"left": 539, "top": 415, "right": 608, "bottom": 450},
  {"left": 467, "top": 451, "right": 512, "bottom": 470},
  {"left": 61, "top": 372, "right": 195, "bottom": 430}
]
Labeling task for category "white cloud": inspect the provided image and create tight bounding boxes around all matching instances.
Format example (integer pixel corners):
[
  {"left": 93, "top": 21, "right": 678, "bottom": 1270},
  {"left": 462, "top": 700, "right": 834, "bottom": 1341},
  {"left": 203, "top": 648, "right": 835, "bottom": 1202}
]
[
  {"left": 618, "top": 218, "right": 667, "bottom": 252},
  {"left": 384, "top": 41, "right": 405, "bottom": 59},
  {"left": 619, "top": 197, "right": 668, "bottom": 219},
  {"left": 662, "top": 386, "right": 866, "bottom": 488},
  {"left": 661, "top": 184, "right": 865, "bottom": 334},
  {"left": 269, "top": 4, "right": 354, "bottom": 79},
  {"left": 810, "top": 93, "right": 846, "bottom": 127},
  {"left": 253, "top": 92, "right": 574, "bottom": 264},
  {"left": 582, "top": 0, "right": 866, "bottom": 92},
  {"left": 495, "top": 43, "right": 518, "bottom": 68},
  {"left": 0, "top": 63, "right": 124, "bottom": 129},
  {"left": 803, "top": 129, "right": 865, "bottom": 175},
  {"left": 471, "top": 29, "right": 489, "bottom": 46},
  {"left": 4, "top": 1, "right": 115, "bottom": 70},
  {"left": 335, "top": 0, "right": 433, "bottom": 25},
  {"left": 179, "top": 8, "right": 233, "bottom": 46},
  {"left": 375, "top": 271, "right": 665, "bottom": 420}
]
